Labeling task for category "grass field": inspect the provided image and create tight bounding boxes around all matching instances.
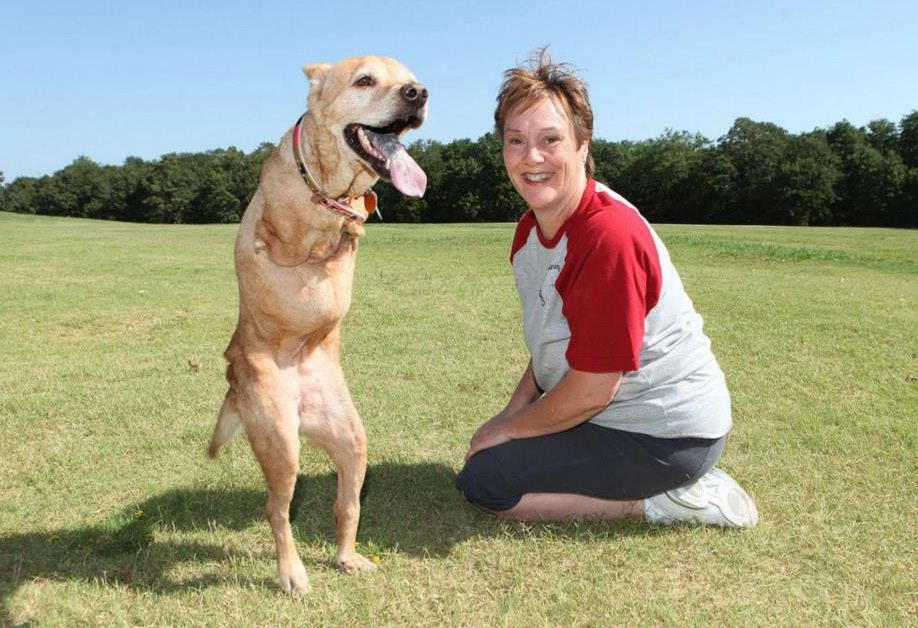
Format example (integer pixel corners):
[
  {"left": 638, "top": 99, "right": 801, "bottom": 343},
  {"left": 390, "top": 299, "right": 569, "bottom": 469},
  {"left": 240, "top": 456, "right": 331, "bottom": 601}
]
[{"left": 1, "top": 211, "right": 916, "bottom": 626}]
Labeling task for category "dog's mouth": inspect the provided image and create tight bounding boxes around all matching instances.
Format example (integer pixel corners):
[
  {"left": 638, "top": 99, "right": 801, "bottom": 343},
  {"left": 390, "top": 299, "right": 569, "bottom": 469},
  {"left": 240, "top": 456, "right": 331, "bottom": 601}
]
[{"left": 344, "top": 117, "right": 427, "bottom": 197}]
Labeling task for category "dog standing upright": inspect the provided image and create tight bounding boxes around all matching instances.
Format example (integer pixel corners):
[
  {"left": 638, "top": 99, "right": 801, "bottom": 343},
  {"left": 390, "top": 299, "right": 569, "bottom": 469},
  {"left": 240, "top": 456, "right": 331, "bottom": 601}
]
[{"left": 207, "top": 56, "right": 427, "bottom": 593}]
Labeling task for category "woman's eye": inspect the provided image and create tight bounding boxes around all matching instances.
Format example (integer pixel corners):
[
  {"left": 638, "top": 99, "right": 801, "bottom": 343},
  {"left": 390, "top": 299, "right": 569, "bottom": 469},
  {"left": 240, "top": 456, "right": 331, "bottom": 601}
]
[
  {"left": 544, "top": 136, "right": 561, "bottom": 145},
  {"left": 353, "top": 75, "right": 376, "bottom": 88}
]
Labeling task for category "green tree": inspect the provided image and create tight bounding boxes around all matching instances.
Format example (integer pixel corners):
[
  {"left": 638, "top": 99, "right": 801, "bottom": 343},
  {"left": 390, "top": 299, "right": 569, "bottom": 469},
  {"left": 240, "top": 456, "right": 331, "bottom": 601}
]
[
  {"left": 891, "top": 113, "right": 918, "bottom": 227},
  {"left": 773, "top": 132, "right": 840, "bottom": 225},
  {"left": 616, "top": 130, "right": 709, "bottom": 222},
  {"left": 138, "top": 152, "right": 212, "bottom": 223},
  {"left": 0, "top": 176, "right": 38, "bottom": 214},
  {"left": 898, "top": 110, "right": 918, "bottom": 167},
  {"left": 115, "top": 156, "right": 155, "bottom": 222},
  {"left": 866, "top": 118, "right": 899, "bottom": 154},
  {"left": 473, "top": 132, "right": 522, "bottom": 221},
  {"left": 425, "top": 138, "right": 483, "bottom": 222},
  {"left": 891, "top": 166, "right": 918, "bottom": 227},
  {"left": 237, "top": 142, "right": 274, "bottom": 215},
  {"left": 681, "top": 147, "right": 737, "bottom": 224},
  {"left": 54, "top": 156, "right": 120, "bottom": 218},
  {"left": 591, "top": 139, "right": 637, "bottom": 194},
  {"left": 184, "top": 147, "right": 249, "bottom": 223},
  {"left": 718, "top": 118, "right": 790, "bottom": 223},
  {"left": 31, "top": 164, "right": 73, "bottom": 216},
  {"left": 827, "top": 121, "right": 905, "bottom": 225}
]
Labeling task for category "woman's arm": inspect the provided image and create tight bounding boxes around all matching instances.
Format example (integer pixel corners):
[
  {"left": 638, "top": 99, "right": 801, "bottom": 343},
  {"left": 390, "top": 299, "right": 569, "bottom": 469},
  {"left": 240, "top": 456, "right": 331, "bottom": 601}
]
[
  {"left": 465, "top": 360, "right": 539, "bottom": 461},
  {"left": 498, "top": 359, "right": 542, "bottom": 418},
  {"left": 466, "top": 367, "right": 622, "bottom": 460}
]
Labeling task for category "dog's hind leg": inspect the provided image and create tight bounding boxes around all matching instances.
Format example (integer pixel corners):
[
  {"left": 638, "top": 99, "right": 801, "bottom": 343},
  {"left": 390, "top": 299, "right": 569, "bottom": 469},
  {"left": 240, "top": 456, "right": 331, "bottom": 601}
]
[
  {"left": 299, "top": 340, "right": 376, "bottom": 575},
  {"left": 242, "top": 373, "right": 310, "bottom": 594},
  {"left": 306, "top": 361, "right": 377, "bottom": 575},
  {"left": 208, "top": 389, "right": 242, "bottom": 458},
  {"left": 325, "top": 413, "right": 377, "bottom": 574}
]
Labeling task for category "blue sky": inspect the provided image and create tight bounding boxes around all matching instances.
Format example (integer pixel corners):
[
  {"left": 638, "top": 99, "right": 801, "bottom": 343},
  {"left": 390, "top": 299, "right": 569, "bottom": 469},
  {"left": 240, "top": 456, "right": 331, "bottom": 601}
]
[{"left": 2, "top": 0, "right": 917, "bottom": 182}]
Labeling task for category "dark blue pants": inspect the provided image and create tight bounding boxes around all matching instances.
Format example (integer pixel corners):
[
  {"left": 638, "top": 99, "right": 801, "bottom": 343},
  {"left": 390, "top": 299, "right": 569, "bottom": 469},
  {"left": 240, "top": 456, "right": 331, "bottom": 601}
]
[{"left": 456, "top": 422, "right": 725, "bottom": 511}]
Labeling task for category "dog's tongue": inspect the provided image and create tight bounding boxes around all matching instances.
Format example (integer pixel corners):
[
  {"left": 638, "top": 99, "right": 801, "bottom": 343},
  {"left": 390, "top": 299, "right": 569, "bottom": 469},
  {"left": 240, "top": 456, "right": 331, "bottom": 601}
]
[{"left": 367, "top": 132, "right": 427, "bottom": 197}]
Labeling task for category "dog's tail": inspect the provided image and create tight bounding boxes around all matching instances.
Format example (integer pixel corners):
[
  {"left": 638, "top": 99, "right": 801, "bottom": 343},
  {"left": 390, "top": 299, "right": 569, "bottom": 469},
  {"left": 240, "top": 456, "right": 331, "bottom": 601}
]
[{"left": 208, "top": 390, "right": 242, "bottom": 458}]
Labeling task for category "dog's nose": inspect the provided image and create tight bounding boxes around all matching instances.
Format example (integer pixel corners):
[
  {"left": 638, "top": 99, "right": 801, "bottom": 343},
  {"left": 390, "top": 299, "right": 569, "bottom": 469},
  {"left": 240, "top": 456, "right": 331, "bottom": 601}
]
[{"left": 400, "top": 83, "right": 428, "bottom": 107}]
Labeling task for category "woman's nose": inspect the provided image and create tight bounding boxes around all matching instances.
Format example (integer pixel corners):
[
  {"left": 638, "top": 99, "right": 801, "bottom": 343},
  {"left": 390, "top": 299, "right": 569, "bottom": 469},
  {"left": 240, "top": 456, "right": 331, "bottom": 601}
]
[{"left": 523, "top": 144, "right": 544, "bottom": 164}]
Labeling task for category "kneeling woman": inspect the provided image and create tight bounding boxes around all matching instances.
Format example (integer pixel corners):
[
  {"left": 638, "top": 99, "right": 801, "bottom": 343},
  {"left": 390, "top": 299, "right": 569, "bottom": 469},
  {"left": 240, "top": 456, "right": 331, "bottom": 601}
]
[{"left": 456, "top": 51, "right": 758, "bottom": 527}]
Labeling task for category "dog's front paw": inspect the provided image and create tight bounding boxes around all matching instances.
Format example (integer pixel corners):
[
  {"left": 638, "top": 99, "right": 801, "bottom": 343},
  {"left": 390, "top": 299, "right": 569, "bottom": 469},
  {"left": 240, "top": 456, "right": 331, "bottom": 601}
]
[
  {"left": 336, "top": 552, "right": 378, "bottom": 574},
  {"left": 277, "top": 563, "right": 311, "bottom": 594}
]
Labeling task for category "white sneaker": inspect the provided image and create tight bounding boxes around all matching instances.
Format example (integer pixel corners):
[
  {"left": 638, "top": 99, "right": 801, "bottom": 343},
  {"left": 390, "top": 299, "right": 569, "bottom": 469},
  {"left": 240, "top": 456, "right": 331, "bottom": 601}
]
[{"left": 644, "top": 467, "right": 759, "bottom": 528}]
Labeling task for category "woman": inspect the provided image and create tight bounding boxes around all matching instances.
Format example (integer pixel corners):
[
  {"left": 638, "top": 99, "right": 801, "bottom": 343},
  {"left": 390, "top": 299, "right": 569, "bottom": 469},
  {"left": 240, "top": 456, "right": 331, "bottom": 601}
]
[{"left": 455, "top": 51, "right": 758, "bottom": 526}]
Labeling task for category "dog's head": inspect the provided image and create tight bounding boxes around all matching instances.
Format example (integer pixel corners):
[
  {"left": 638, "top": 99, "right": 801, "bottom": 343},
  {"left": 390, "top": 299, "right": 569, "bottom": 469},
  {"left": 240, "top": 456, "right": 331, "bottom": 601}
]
[{"left": 304, "top": 56, "right": 428, "bottom": 197}]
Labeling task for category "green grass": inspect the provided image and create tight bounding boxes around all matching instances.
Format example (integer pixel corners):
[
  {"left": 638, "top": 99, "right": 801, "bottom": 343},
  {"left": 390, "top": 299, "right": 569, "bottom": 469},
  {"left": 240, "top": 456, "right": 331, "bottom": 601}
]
[{"left": 1, "top": 211, "right": 916, "bottom": 626}]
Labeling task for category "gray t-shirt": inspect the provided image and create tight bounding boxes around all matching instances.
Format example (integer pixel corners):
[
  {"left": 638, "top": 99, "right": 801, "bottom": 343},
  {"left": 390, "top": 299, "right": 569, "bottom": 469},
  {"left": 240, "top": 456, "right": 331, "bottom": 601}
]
[{"left": 510, "top": 180, "right": 732, "bottom": 439}]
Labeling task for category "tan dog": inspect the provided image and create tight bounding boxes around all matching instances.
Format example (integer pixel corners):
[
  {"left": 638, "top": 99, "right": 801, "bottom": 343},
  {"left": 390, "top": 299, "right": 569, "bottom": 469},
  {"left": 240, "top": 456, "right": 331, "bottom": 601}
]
[{"left": 207, "top": 56, "right": 427, "bottom": 593}]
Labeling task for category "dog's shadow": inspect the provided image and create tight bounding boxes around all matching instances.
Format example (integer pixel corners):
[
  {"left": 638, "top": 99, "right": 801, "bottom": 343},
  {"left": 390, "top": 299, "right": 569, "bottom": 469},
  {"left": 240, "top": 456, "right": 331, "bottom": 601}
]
[
  {"left": 0, "top": 460, "right": 650, "bottom": 618},
  {"left": 0, "top": 462, "right": 471, "bottom": 614}
]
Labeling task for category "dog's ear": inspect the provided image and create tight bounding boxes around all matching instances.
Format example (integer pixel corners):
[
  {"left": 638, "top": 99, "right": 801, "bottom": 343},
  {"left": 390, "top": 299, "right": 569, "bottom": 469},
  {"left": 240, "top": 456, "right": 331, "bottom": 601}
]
[{"left": 304, "top": 63, "right": 331, "bottom": 95}]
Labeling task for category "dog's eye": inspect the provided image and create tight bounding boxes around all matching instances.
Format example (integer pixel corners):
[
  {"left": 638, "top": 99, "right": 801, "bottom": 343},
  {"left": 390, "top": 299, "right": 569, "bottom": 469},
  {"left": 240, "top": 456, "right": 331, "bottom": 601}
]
[{"left": 353, "top": 75, "right": 376, "bottom": 88}]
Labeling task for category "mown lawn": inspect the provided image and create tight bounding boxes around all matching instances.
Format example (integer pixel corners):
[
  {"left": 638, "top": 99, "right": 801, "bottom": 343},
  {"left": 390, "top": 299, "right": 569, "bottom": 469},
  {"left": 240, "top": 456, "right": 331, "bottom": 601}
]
[{"left": 1, "top": 212, "right": 915, "bottom": 626}]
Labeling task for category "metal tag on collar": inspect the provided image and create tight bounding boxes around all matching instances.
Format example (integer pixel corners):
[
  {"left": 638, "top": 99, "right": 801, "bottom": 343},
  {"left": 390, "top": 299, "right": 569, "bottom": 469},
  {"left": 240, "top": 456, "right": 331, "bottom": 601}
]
[{"left": 363, "top": 190, "right": 382, "bottom": 221}]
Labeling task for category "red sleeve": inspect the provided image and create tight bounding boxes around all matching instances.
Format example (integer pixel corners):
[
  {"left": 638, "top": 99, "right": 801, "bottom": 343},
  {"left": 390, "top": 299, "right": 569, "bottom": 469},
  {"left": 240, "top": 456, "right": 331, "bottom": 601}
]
[{"left": 556, "top": 207, "right": 661, "bottom": 373}]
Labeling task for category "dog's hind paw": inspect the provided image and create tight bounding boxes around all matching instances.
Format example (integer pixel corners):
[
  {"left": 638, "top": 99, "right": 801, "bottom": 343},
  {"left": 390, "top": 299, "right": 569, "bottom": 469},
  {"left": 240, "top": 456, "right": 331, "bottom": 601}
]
[
  {"left": 336, "top": 552, "right": 378, "bottom": 574},
  {"left": 277, "top": 564, "right": 311, "bottom": 594}
]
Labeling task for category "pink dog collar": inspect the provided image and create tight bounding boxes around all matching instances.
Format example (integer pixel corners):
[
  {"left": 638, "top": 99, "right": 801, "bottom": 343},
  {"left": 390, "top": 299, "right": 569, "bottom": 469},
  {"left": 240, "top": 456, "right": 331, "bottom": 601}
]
[{"left": 292, "top": 114, "right": 381, "bottom": 223}]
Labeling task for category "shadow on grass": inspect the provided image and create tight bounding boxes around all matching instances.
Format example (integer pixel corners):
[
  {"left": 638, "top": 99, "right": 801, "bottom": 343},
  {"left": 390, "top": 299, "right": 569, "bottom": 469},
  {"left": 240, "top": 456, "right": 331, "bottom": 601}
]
[{"left": 0, "top": 460, "right": 653, "bottom": 619}]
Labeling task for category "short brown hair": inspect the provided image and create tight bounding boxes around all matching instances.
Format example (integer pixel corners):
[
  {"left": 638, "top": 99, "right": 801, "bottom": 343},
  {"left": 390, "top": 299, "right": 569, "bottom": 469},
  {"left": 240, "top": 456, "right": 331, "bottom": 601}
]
[{"left": 494, "top": 48, "right": 595, "bottom": 177}]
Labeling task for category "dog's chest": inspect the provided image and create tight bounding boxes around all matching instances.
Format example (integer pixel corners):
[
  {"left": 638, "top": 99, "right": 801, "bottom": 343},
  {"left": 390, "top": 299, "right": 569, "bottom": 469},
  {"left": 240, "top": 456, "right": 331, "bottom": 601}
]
[{"left": 290, "top": 264, "right": 355, "bottom": 324}]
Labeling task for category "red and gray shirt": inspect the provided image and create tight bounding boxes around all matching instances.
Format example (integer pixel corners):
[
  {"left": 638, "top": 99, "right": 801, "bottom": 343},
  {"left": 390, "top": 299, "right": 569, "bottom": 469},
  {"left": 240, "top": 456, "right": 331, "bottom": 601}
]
[{"left": 510, "top": 179, "right": 732, "bottom": 438}]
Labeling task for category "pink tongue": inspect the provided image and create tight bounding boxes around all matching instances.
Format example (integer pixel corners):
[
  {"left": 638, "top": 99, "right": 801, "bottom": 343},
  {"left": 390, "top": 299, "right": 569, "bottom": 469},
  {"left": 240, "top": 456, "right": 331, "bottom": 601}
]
[{"left": 388, "top": 146, "right": 427, "bottom": 197}]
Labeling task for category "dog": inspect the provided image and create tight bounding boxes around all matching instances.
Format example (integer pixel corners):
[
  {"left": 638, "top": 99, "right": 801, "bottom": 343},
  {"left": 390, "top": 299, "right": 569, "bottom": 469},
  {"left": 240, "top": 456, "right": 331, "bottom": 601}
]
[{"left": 207, "top": 55, "right": 427, "bottom": 593}]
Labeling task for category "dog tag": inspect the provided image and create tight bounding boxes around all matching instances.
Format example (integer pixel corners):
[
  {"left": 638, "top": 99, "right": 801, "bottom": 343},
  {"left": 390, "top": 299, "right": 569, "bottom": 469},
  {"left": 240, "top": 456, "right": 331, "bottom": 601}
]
[{"left": 363, "top": 191, "right": 382, "bottom": 221}]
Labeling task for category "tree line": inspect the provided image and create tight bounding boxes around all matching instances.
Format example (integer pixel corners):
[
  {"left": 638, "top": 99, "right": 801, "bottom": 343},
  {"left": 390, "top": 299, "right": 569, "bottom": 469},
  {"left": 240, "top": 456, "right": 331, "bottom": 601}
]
[{"left": 2, "top": 112, "right": 916, "bottom": 226}]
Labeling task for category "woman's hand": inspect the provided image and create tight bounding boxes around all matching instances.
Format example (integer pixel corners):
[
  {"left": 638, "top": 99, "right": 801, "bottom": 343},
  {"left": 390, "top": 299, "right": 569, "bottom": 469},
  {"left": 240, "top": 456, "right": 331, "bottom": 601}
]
[
  {"left": 464, "top": 369, "right": 624, "bottom": 463},
  {"left": 465, "top": 413, "right": 514, "bottom": 461},
  {"left": 464, "top": 361, "right": 540, "bottom": 462}
]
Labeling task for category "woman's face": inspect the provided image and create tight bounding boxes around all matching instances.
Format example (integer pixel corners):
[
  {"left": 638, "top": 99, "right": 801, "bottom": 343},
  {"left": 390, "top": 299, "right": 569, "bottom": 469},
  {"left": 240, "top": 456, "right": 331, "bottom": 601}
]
[{"left": 502, "top": 96, "right": 588, "bottom": 219}]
